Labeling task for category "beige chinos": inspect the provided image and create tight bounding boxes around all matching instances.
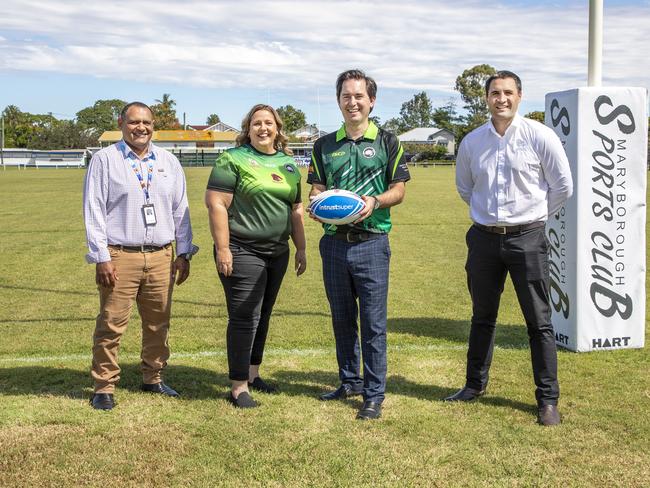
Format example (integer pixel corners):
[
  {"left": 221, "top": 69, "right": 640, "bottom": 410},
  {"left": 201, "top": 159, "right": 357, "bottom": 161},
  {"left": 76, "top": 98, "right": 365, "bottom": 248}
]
[{"left": 92, "top": 245, "right": 174, "bottom": 393}]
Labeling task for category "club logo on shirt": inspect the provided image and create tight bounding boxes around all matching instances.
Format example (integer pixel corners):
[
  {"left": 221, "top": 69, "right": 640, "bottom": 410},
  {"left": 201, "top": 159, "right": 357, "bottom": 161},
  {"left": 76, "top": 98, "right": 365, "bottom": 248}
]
[
  {"left": 248, "top": 158, "right": 260, "bottom": 168},
  {"left": 284, "top": 164, "right": 295, "bottom": 173},
  {"left": 271, "top": 173, "right": 283, "bottom": 182},
  {"left": 362, "top": 147, "right": 376, "bottom": 158}
]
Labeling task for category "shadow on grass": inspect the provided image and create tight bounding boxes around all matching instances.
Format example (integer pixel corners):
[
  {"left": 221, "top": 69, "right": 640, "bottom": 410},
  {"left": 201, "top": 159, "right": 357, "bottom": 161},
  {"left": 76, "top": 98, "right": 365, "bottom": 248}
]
[
  {"left": 0, "top": 363, "right": 229, "bottom": 400},
  {"left": 389, "top": 317, "right": 530, "bottom": 349},
  {"left": 271, "top": 369, "right": 534, "bottom": 414},
  {"left": 0, "top": 364, "right": 535, "bottom": 414}
]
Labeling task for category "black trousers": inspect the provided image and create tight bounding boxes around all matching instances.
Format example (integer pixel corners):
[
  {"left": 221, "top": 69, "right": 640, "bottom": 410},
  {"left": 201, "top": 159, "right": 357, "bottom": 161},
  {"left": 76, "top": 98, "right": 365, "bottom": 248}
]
[
  {"left": 464, "top": 224, "right": 559, "bottom": 406},
  {"left": 216, "top": 245, "right": 289, "bottom": 381}
]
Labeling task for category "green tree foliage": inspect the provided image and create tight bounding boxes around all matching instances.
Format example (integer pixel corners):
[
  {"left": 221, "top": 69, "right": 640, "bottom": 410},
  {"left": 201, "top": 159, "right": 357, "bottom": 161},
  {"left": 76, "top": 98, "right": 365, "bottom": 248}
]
[
  {"left": 455, "top": 64, "right": 497, "bottom": 126},
  {"left": 151, "top": 94, "right": 181, "bottom": 130},
  {"left": 76, "top": 99, "right": 125, "bottom": 134},
  {"left": 382, "top": 117, "right": 403, "bottom": 134},
  {"left": 398, "top": 92, "right": 435, "bottom": 131},
  {"left": 432, "top": 100, "right": 462, "bottom": 135},
  {"left": 403, "top": 142, "right": 449, "bottom": 161},
  {"left": 206, "top": 113, "right": 221, "bottom": 125},
  {"left": 525, "top": 111, "right": 545, "bottom": 123},
  {"left": 277, "top": 105, "right": 307, "bottom": 133},
  {"left": 276, "top": 105, "right": 306, "bottom": 133},
  {"left": 382, "top": 93, "right": 460, "bottom": 137},
  {"left": 2, "top": 105, "right": 95, "bottom": 149}
]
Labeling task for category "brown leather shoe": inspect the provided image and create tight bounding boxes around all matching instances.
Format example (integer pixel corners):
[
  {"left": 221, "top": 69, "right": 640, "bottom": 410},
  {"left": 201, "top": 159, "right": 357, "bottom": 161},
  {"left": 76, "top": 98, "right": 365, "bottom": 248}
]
[
  {"left": 537, "top": 405, "right": 561, "bottom": 426},
  {"left": 443, "top": 386, "right": 485, "bottom": 402}
]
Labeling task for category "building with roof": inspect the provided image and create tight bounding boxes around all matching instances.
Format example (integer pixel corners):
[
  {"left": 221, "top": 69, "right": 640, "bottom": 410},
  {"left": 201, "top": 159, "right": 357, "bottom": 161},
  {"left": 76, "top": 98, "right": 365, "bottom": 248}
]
[
  {"left": 398, "top": 127, "right": 455, "bottom": 155},
  {"left": 187, "top": 121, "right": 239, "bottom": 133},
  {"left": 98, "top": 130, "right": 238, "bottom": 150},
  {"left": 291, "top": 124, "right": 327, "bottom": 142}
]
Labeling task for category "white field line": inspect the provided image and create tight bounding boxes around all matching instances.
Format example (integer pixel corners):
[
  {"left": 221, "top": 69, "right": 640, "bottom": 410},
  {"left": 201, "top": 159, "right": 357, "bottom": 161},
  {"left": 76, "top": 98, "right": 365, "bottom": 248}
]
[{"left": 0, "top": 343, "right": 527, "bottom": 365}]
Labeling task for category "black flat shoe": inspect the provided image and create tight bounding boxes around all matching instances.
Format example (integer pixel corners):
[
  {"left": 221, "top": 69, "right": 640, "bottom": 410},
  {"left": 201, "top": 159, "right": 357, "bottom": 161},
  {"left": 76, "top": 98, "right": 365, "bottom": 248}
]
[
  {"left": 356, "top": 401, "right": 382, "bottom": 420},
  {"left": 90, "top": 393, "right": 115, "bottom": 410},
  {"left": 443, "top": 386, "right": 485, "bottom": 402},
  {"left": 248, "top": 377, "right": 278, "bottom": 394},
  {"left": 228, "top": 391, "right": 258, "bottom": 409},
  {"left": 537, "top": 405, "right": 561, "bottom": 426},
  {"left": 319, "top": 384, "right": 363, "bottom": 401},
  {"left": 141, "top": 382, "right": 180, "bottom": 397}
]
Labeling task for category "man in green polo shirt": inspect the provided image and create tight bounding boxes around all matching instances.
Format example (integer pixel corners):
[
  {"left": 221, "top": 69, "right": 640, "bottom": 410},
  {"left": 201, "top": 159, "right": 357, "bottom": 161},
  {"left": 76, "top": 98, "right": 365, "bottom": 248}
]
[{"left": 308, "top": 69, "right": 410, "bottom": 420}]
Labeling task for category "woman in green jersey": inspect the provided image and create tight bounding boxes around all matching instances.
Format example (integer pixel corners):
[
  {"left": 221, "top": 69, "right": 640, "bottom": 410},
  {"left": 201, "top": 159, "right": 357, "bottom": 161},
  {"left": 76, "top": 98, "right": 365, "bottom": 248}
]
[{"left": 205, "top": 104, "right": 307, "bottom": 408}]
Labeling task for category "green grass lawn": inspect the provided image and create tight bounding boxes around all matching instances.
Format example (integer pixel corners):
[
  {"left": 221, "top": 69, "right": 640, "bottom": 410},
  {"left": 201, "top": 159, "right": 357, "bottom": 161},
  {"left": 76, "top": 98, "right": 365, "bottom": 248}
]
[{"left": 1, "top": 167, "right": 648, "bottom": 487}]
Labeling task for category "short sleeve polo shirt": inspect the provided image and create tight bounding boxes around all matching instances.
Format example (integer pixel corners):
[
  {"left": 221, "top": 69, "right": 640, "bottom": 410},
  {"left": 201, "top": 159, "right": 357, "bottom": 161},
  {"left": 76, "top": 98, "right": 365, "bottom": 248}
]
[
  {"left": 207, "top": 144, "right": 301, "bottom": 256},
  {"left": 307, "top": 121, "right": 410, "bottom": 234}
]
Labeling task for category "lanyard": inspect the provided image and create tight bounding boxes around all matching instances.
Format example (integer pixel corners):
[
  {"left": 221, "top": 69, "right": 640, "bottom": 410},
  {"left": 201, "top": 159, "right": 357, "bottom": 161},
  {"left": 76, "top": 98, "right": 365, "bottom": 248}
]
[{"left": 129, "top": 158, "right": 154, "bottom": 201}]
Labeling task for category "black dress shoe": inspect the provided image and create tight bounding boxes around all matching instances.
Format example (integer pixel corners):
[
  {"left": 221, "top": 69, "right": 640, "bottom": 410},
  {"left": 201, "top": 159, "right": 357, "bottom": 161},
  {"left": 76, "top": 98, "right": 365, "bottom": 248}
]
[
  {"left": 443, "top": 386, "right": 486, "bottom": 402},
  {"left": 537, "top": 405, "right": 561, "bottom": 426},
  {"left": 141, "top": 382, "right": 180, "bottom": 397},
  {"left": 248, "top": 377, "right": 278, "bottom": 394},
  {"left": 319, "top": 384, "right": 363, "bottom": 401},
  {"left": 228, "top": 391, "right": 258, "bottom": 409},
  {"left": 356, "top": 401, "right": 382, "bottom": 420},
  {"left": 90, "top": 393, "right": 115, "bottom": 410}
]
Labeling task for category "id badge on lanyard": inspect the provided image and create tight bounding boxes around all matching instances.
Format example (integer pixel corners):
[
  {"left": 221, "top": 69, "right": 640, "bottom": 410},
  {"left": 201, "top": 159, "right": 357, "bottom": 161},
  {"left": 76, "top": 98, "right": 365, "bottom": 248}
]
[
  {"left": 142, "top": 203, "right": 157, "bottom": 225},
  {"left": 130, "top": 158, "right": 157, "bottom": 226}
]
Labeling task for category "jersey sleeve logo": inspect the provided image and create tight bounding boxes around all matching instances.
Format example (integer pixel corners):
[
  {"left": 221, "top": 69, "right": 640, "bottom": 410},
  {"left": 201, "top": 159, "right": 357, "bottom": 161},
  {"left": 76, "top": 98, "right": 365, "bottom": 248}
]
[
  {"left": 363, "top": 147, "right": 376, "bottom": 158},
  {"left": 284, "top": 164, "right": 295, "bottom": 173}
]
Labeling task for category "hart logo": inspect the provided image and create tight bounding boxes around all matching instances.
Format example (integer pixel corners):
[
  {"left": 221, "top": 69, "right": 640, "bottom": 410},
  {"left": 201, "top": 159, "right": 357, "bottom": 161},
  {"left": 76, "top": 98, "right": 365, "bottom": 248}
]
[
  {"left": 271, "top": 173, "right": 283, "bottom": 182},
  {"left": 592, "top": 336, "right": 631, "bottom": 348},
  {"left": 362, "top": 147, "right": 376, "bottom": 158},
  {"left": 555, "top": 332, "right": 569, "bottom": 345}
]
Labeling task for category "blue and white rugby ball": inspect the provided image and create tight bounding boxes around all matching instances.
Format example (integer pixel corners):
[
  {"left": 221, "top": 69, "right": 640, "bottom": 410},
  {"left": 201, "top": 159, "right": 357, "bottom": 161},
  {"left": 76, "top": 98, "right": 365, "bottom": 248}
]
[{"left": 309, "top": 189, "right": 365, "bottom": 225}]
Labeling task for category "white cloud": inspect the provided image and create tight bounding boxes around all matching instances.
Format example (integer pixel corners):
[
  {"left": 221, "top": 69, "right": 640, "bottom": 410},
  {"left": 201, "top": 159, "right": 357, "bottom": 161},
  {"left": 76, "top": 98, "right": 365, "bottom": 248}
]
[{"left": 0, "top": 0, "right": 648, "bottom": 112}]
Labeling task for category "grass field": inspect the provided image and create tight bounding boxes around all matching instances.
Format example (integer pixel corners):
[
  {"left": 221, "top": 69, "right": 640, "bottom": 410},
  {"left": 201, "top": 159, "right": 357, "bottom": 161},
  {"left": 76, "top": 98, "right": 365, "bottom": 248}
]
[{"left": 0, "top": 167, "right": 648, "bottom": 487}]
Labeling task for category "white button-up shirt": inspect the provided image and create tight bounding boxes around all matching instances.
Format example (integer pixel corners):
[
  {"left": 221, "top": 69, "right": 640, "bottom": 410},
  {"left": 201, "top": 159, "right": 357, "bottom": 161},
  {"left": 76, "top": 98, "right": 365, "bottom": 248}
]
[
  {"left": 456, "top": 114, "right": 573, "bottom": 226},
  {"left": 83, "top": 140, "right": 195, "bottom": 263}
]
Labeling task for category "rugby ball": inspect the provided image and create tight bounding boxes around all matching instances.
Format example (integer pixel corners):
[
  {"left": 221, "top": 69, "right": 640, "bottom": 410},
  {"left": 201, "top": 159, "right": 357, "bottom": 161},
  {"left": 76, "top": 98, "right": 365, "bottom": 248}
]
[{"left": 309, "top": 189, "right": 365, "bottom": 225}]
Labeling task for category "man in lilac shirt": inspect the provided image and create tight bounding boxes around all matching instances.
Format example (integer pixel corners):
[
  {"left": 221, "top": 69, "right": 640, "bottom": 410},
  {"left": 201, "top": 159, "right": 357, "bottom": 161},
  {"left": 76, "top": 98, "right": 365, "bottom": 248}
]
[
  {"left": 447, "top": 71, "right": 573, "bottom": 426},
  {"left": 83, "top": 101, "right": 197, "bottom": 410}
]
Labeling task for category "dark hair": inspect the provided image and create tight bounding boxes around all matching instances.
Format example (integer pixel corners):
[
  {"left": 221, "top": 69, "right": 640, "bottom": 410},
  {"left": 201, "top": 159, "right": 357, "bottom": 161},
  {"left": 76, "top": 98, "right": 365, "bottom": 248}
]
[
  {"left": 484, "top": 70, "right": 522, "bottom": 96},
  {"left": 120, "top": 101, "right": 153, "bottom": 120},
  {"left": 235, "top": 104, "right": 292, "bottom": 155},
  {"left": 335, "top": 69, "right": 377, "bottom": 101}
]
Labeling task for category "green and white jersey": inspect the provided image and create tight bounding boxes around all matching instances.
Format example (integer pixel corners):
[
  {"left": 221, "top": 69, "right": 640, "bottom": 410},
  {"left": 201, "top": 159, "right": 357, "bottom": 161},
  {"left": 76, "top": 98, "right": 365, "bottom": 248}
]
[
  {"left": 308, "top": 121, "right": 410, "bottom": 234},
  {"left": 207, "top": 144, "right": 301, "bottom": 256}
]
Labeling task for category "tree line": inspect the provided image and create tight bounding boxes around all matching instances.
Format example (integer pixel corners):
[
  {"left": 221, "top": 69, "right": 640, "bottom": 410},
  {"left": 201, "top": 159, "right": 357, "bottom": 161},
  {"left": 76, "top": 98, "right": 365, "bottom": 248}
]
[{"left": 4, "top": 63, "right": 637, "bottom": 153}]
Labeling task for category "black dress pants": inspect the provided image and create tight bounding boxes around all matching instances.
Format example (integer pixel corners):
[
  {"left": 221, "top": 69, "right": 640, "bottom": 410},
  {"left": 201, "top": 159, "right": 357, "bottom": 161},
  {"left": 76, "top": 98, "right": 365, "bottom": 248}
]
[
  {"left": 216, "top": 245, "right": 289, "bottom": 381},
  {"left": 464, "top": 224, "right": 559, "bottom": 406}
]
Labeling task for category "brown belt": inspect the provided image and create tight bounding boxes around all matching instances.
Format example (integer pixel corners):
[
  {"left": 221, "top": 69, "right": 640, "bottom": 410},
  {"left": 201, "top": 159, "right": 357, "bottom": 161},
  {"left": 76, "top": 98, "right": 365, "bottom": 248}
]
[
  {"left": 109, "top": 243, "right": 172, "bottom": 253},
  {"left": 473, "top": 221, "right": 546, "bottom": 235}
]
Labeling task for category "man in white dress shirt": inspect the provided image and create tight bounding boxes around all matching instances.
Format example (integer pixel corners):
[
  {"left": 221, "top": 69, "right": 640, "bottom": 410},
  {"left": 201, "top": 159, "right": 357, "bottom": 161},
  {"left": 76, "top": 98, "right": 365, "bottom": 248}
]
[
  {"left": 83, "top": 102, "right": 197, "bottom": 410},
  {"left": 446, "top": 71, "right": 573, "bottom": 426}
]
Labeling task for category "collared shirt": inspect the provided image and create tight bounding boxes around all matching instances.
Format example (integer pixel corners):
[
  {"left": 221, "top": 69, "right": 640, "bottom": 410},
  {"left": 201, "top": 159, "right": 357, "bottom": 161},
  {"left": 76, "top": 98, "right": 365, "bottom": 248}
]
[
  {"left": 456, "top": 114, "right": 573, "bottom": 226},
  {"left": 83, "top": 140, "right": 195, "bottom": 263},
  {"left": 308, "top": 121, "right": 410, "bottom": 234}
]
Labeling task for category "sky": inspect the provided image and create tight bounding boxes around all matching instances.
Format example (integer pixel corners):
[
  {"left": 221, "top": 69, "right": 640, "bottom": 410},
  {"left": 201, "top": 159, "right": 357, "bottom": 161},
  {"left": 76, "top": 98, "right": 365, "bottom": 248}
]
[{"left": 0, "top": 0, "right": 649, "bottom": 132}]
